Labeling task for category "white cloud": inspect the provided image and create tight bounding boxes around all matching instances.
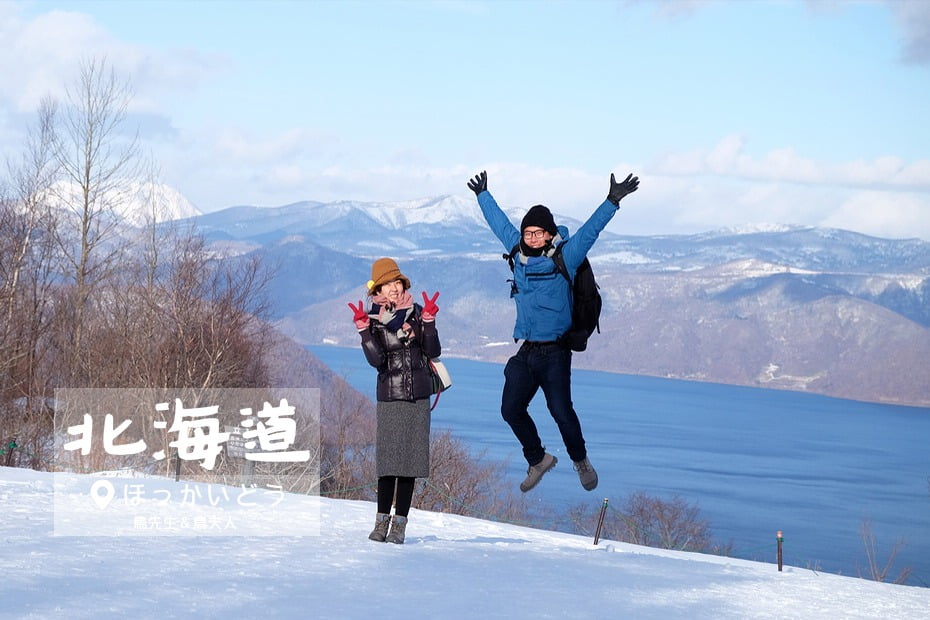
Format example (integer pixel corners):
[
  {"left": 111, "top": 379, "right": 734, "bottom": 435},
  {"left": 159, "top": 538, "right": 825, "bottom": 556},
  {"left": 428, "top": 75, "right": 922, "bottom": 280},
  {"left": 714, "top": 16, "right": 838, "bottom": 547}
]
[
  {"left": 652, "top": 134, "right": 930, "bottom": 191},
  {"left": 820, "top": 190, "right": 930, "bottom": 240},
  {"left": 886, "top": 0, "right": 930, "bottom": 65},
  {"left": 705, "top": 134, "right": 746, "bottom": 172},
  {"left": 0, "top": 8, "right": 104, "bottom": 109},
  {"left": 894, "top": 159, "right": 930, "bottom": 186},
  {"left": 0, "top": 4, "right": 226, "bottom": 114},
  {"left": 214, "top": 127, "right": 312, "bottom": 164}
]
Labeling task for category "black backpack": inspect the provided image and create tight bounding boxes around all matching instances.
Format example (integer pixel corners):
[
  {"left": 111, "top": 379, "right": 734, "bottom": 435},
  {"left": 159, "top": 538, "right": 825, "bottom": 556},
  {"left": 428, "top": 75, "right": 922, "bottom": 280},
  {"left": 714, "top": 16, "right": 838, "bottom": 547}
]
[{"left": 504, "top": 242, "right": 603, "bottom": 352}]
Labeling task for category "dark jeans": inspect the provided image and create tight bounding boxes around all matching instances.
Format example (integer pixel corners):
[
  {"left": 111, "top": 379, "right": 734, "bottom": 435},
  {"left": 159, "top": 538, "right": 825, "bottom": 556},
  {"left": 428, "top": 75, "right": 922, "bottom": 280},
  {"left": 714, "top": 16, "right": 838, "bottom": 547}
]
[{"left": 501, "top": 342, "right": 587, "bottom": 466}]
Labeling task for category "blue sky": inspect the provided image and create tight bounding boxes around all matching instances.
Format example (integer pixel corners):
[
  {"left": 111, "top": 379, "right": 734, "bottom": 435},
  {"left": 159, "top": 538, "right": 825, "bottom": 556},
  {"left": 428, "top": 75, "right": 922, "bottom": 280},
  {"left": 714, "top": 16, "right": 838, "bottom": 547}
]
[{"left": 1, "top": 0, "right": 929, "bottom": 239}]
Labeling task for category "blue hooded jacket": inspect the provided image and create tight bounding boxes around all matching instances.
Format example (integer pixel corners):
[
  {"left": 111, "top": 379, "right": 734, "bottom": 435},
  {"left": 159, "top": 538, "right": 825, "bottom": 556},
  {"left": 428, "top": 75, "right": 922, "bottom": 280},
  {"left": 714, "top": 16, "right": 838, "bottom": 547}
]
[{"left": 477, "top": 191, "right": 618, "bottom": 342}]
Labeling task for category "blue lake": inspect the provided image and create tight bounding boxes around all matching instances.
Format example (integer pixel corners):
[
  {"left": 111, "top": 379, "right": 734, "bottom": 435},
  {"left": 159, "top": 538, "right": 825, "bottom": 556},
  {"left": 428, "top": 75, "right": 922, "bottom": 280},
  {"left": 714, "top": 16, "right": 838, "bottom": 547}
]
[{"left": 309, "top": 345, "right": 930, "bottom": 584}]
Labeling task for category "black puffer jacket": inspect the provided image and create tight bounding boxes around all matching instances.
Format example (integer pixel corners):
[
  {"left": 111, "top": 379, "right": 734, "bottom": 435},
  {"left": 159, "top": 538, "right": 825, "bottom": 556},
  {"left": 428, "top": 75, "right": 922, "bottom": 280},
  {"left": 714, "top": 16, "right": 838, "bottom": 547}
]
[{"left": 359, "top": 303, "right": 441, "bottom": 402}]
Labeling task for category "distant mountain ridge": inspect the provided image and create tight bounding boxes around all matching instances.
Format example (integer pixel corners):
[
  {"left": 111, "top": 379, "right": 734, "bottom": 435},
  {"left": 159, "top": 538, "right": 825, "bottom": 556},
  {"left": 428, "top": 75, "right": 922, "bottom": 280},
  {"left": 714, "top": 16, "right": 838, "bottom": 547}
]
[
  {"left": 185, "top": 195, "right": 930, "bottom": 273},
  {"left": 177, "top": 195, "right": 930, "bottom": 407}
]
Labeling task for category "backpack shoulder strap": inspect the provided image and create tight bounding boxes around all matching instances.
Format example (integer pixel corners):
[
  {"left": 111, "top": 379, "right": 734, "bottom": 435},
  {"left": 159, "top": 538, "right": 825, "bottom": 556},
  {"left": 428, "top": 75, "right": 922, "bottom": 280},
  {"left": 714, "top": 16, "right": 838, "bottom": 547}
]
[
  {"left": 551, "top": 241, "right": 572, "bottom": 283},
  {"left": 502, "top": 243, "right": 520, "bottom": 272}
]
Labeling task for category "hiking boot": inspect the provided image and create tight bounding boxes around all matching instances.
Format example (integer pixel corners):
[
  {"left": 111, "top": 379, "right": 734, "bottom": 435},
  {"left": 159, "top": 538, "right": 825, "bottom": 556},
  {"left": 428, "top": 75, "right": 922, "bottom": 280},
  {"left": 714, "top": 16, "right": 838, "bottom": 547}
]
[
  {"left": 386, "top": 515, "right": 408, "bottom": 544},
  {"left": 573, "top": 457, "right": 598, "bottom": 491},
  {"left": 368, "top": 512, "right": 391, "bottom": 542},
  {"left": 519, "top": 452, "right": 558, "bottom": 493}
]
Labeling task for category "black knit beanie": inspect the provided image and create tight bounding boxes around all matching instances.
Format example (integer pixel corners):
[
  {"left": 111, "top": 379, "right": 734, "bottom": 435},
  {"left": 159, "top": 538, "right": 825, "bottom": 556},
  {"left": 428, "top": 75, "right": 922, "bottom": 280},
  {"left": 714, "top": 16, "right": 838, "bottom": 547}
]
[{"left": 520, "top": 205, "right": 557, "bottom": 236}]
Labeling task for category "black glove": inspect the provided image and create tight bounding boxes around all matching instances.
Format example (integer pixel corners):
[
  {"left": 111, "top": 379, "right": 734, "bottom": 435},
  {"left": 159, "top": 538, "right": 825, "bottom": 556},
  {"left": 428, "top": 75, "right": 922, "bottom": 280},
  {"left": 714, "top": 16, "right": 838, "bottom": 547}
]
[
  {"left": 467, "top": 170, "right": 488, "bottom": 196},
  {"left": 607, "top": 172, "right": 639, "bottom": 206}
]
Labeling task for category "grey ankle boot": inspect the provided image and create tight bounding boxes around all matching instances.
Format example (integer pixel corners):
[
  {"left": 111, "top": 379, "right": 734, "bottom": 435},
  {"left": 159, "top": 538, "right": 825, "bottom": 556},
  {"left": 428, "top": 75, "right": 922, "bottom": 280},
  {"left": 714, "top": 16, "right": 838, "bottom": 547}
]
[
  {"left": 573, "top": 457, "right": 598, "bottom": 491},
  {"left": 368, "top": 512, "right": 391, "bottom": 542},
  {"left": 385, "top": 515, "right": 408, "bottom": 544},
  {"left": 519, "top": 452, "right": 557, "bottom": 493}
]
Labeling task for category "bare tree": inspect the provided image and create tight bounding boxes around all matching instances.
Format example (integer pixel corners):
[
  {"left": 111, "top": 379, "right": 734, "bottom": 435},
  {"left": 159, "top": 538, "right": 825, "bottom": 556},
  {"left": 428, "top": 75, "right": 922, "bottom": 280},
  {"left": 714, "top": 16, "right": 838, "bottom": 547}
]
[
  {"left": 0, "top": 98, "right": 60, "bottom": 467},
  {"left": 155, "top": 236, "right": 272, "bottom": 390},
  {"left": 50, "top": 56, "right": 140, "bottom": 382}
]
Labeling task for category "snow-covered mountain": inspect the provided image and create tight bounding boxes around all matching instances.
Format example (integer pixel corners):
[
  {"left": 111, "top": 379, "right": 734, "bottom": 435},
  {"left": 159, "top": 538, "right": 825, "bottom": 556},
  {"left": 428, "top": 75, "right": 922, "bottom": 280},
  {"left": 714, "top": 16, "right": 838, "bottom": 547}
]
[
  {"left": 44, "top": 179, "right": 201, "bottom": 226},
  {"left": 191, "top": 194, "right": 523, "bottom": 234},
  {"left": 185, "top": 194, "right": 575, "bottom": 259},
  {"left": 182, "top": 196, "right": 930, "bottom": 406},
  {"left": 186, "top": 196, "right": 930, "bottom": 274}
]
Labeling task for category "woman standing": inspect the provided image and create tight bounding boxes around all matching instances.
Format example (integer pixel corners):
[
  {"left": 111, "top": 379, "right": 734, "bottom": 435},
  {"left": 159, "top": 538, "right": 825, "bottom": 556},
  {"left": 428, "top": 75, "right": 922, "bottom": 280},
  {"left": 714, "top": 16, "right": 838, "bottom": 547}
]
[{"left": 348, "top": 257, "right": 441, "bottom": 544}]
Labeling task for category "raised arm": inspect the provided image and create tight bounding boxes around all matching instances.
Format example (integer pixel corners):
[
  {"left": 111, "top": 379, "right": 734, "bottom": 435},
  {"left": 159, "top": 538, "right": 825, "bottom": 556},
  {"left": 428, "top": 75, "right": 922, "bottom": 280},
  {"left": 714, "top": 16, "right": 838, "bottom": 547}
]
[
  {"left": 468, "top": 171, "right": 520, "bottom": 251},
  {"left": 560, "top": 172, "right": 640, "bottom": 274}
]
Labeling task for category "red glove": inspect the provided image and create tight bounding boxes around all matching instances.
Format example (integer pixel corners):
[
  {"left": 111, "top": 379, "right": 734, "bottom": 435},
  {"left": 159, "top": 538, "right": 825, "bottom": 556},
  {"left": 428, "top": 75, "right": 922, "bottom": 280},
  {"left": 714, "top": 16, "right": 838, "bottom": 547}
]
[
  {"left": 348, "top": 300, "right": 369, "bottom": 330},
  {"left": 421, "top": 291, "right": 439, "bottom": 322}
]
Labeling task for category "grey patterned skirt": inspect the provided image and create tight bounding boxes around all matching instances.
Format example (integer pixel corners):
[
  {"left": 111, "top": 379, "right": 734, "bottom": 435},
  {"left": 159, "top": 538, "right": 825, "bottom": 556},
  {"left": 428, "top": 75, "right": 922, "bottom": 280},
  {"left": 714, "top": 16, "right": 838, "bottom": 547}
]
[{"left": 376, "top": 398, "right": 431, "bottom": 478}]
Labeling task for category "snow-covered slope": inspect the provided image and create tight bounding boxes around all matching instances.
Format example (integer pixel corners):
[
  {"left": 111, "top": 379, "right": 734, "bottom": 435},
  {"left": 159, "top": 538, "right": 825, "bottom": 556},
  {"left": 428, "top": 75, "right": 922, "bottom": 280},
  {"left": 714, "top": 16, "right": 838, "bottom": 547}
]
[
  {"left": 43, "top": 179, "right": 201, "bottom": 226},
  {"left": 2, "top": 466, "right": 927, "bottom": 619}
]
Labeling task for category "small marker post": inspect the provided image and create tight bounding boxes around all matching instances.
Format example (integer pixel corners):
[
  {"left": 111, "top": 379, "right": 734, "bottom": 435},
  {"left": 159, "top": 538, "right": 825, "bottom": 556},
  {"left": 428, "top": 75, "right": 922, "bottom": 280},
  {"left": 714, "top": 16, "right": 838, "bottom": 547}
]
[
  {"left": 593, "top": 498, "right": 609, "bottom": 545},
  {"left": 776, "top": 530, "right": 784, "bottom": 572},
  {"left": 1, "top": 438, "right": 16, "bottom": 466}
]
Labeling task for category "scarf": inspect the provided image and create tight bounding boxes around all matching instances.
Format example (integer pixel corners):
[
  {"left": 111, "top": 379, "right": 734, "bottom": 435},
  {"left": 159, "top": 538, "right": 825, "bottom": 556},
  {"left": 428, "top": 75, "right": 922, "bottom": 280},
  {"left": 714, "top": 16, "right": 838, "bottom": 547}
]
[
  {"left": 517, "top": 233, "right": 562, "bottom": 264},
  {"left": 370, "top": 290, "right": 415, "bottom": 339}
]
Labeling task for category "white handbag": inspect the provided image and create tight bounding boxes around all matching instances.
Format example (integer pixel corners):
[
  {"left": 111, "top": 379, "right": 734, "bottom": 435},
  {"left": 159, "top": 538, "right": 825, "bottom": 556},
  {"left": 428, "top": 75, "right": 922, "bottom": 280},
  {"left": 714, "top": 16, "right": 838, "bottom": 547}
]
[{"left": 428, "top": 358, "right": 452, "bottom": 393}]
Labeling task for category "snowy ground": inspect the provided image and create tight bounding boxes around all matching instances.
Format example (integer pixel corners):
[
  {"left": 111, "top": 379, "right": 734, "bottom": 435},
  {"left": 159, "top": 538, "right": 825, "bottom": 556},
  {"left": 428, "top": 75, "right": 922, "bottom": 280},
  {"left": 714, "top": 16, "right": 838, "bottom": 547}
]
[{"left": 2, "top": 466, "right": 928, "bottom": 619}]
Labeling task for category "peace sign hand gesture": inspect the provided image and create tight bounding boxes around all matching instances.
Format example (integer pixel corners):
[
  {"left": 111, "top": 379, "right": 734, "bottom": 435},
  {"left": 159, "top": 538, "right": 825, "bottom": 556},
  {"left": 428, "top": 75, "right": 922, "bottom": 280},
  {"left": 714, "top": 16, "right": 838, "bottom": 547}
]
[
  {"left": 348, "top": 300, "right": 370, "bottom": 330},
  {"left": 421, "top": 291, "right": 440, "bottom": 322}
]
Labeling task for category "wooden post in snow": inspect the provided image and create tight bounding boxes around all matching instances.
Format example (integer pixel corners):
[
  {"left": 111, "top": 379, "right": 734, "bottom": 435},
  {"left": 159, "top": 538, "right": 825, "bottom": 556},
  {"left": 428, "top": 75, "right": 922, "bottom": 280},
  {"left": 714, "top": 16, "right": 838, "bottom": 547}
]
[
  {"left": 593, "top": 498, "right": 609, "bottom": 545},
  {"left": 777, "top": 530, "right": 784, "bottom": 572}
]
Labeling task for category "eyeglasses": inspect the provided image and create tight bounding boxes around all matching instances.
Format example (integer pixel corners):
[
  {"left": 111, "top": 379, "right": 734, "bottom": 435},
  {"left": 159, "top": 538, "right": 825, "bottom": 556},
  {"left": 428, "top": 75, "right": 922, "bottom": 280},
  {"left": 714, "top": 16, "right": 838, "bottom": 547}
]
[{"left": 522, "top": 229, "right": 549, "bottom": 240}]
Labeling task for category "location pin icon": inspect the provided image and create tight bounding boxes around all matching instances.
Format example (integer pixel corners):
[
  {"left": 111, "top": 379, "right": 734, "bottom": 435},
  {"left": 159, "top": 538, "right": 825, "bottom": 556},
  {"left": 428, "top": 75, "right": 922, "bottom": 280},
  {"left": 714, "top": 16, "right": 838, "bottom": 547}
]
[{"left": 90, "top": 480, "right": 115, "bottom": 510}]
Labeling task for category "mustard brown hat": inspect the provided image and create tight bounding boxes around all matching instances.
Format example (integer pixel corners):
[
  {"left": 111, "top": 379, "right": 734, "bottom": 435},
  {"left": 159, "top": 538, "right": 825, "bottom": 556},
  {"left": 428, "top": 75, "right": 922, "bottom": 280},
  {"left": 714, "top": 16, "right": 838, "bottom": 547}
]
[{"left": 366, "top": 257, "right": 410, "bottom": 295}]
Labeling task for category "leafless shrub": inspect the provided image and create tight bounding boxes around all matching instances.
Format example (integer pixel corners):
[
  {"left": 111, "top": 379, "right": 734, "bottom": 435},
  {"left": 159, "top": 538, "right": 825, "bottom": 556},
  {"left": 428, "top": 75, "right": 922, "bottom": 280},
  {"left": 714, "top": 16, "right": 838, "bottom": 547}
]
[
  {"left": 318, "top": 379, "right": 376, "bottom": 501},
  {"left": 858, "top": 517, "right": 911, "bottom": 584},
  {"left": 567, "top": 490, "right": 732, "bottom": 555},
  {"left": 414, "top": 430, "right": 529, "bottom": 524}
]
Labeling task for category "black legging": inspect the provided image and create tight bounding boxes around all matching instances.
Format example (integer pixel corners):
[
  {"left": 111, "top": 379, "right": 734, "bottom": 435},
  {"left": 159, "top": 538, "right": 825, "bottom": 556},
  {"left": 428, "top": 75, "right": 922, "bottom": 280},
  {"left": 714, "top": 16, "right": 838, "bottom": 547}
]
[{"left": 377, "top": 476, "right": 415, "bottom": 517}]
